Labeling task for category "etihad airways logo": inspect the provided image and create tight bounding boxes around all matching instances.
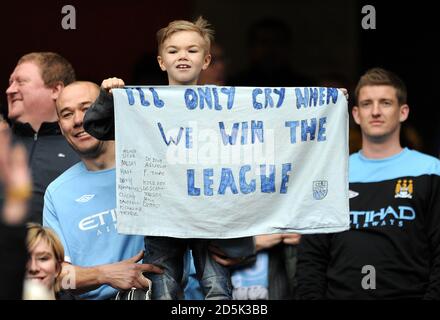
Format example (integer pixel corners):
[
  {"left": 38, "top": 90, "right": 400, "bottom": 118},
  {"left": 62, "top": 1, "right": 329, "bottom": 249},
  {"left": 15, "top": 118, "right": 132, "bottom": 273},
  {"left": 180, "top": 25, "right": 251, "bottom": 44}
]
[
  {"left": 75, "top": 194, "right": 95, "bottom": 203},
  {"left": 351, "top": 205, "right": 415, "bottom": 229},
  {"left": 78, "top": 209, "right": 117, "bottom": 235}
]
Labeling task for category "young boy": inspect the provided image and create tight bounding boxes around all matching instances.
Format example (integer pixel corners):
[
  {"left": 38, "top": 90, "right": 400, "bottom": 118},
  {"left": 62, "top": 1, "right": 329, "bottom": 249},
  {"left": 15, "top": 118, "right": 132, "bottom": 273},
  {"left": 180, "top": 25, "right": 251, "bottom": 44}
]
[{"left": 83, "top": 17, "right": 255, "bottom": 300}]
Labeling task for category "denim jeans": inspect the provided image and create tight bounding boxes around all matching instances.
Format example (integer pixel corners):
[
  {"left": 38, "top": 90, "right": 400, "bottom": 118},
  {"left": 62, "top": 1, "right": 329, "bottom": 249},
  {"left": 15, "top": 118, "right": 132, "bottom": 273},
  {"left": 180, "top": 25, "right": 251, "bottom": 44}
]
[{"left": 143, "top": 236, "right": 232, "bottom": 300}]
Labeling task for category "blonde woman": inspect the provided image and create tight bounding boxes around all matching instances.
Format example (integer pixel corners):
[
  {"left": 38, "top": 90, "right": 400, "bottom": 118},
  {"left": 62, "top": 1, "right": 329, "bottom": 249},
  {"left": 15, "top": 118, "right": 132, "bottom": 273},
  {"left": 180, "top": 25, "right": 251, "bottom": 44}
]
[{"left": 24, "top": 223, "right": 64, "bottom": 300}]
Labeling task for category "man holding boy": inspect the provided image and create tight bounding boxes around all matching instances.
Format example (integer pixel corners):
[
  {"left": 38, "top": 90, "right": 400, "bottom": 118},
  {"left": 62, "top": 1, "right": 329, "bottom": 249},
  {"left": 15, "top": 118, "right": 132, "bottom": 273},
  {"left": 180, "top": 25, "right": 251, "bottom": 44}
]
[{"left": 84, "top": 17, "right": 255, "bottom": 300}]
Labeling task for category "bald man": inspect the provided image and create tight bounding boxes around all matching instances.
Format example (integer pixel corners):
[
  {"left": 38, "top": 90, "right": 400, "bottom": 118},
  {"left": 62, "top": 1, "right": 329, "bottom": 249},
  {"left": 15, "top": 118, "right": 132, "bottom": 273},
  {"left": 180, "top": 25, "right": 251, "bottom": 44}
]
[{"left": 43, "top": 82, "right": 162, "bottom": 300}]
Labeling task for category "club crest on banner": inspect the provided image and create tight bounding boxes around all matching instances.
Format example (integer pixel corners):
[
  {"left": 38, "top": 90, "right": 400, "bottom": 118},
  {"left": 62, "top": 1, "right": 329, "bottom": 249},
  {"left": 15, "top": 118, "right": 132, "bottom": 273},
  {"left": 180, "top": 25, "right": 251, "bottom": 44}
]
[{"left": 313, "top": 180, "right": 328, "bottom": 200}]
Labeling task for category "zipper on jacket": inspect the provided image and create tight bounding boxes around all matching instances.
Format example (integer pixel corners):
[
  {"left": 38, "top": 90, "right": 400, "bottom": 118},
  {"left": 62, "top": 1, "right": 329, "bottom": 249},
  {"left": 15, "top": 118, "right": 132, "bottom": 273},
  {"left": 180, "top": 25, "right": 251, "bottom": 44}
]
[{"left": 28, "top": 132, "right": 38, "bottom": 164}]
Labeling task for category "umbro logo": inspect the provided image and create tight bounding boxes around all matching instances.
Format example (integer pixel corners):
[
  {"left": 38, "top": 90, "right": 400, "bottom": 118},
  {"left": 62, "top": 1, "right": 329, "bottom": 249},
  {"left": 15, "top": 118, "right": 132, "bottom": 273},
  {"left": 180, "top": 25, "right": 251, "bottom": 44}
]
[
  {"left": 349, "top": 190, "right": 359, "bottom": 199},
  {"left": 75, "top": 194, "right": 95, "bottom": 203}
]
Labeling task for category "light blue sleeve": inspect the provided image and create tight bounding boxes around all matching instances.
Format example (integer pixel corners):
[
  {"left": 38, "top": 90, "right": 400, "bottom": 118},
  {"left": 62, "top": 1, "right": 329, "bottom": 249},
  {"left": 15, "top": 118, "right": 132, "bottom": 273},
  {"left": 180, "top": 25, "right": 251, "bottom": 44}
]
[{"left": 42, "top": 188, "right": 71, "bottom": 262}]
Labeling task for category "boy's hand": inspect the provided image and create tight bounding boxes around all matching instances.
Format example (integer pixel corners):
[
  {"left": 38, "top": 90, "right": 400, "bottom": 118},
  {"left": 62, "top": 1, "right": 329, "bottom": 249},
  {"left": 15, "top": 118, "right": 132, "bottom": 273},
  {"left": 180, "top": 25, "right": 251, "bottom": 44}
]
[
  {"left": 101, "top": 77, "right": 125, "bottom": 94},
  {"left": 339, "top": 88, "right": 349, "bottom": 100}
]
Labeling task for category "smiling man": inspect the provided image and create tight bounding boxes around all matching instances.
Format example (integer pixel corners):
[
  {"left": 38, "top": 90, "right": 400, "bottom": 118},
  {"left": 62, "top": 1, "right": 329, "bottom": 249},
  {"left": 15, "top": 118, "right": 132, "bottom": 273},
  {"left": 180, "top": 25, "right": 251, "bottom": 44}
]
[
  {"left": 43, "top": 81, "right": 162, "bottom": 300},
  {"left": 1, "top": 52, "right": 80, "bottom": 223},
  {"left": 297, "top": 68, "right": 440, "bottom": 299},
  {"left": 57, "top": 82, "right": 109, "bottom": 161}
]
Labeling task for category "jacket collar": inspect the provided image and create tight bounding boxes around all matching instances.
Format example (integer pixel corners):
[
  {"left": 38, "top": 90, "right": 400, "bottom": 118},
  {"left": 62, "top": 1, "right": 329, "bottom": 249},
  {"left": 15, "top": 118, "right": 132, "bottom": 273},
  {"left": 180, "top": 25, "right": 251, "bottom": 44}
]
[{"left": 12, "top": 121, "right": 62, "bottom": 136}]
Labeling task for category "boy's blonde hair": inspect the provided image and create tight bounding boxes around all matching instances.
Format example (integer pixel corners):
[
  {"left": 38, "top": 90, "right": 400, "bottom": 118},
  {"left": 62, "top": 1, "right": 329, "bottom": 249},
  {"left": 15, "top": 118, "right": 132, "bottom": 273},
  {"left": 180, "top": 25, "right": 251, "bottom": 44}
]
[{"left": 156, "top": 16, "right": 214, "bottom": 53}]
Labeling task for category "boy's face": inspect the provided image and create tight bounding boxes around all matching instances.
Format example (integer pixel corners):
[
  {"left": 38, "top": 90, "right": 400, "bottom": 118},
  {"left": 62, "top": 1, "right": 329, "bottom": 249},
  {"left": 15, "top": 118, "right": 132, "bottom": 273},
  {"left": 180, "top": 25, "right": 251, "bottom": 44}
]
[
  {"left": 352, "top": 85, "right": 409, "bottom": 143},
  {"left": 158, "top": 30, "right": 211, "bottom": 85}
]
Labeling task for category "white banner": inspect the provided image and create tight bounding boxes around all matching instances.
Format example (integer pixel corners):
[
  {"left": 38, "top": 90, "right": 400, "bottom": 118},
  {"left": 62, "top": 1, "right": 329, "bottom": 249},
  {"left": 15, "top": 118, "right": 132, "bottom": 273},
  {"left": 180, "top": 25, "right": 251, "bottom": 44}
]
[{"left": 114, "top": 86, "right": 349, "bottom": 238}]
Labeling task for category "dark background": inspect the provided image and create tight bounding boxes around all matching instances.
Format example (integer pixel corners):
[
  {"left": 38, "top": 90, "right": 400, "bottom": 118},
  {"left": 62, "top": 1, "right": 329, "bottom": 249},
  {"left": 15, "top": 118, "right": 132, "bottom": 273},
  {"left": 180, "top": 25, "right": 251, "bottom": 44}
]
[{"left": 0, "top": 0, "right": 438, "bottom": 154}]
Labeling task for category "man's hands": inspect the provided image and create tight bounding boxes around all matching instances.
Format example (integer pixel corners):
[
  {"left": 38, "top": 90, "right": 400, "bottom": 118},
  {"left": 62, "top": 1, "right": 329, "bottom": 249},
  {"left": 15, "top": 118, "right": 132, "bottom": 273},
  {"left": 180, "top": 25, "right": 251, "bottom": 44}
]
[
  {"left": 281, "top": 233, "right": 302, "bottom": 245},
  {"left": 209, "top": 233, "right": 301, "bottom": 267},
  {"left": 101, "top": 77, "right": 125, "bottom": 94},
  {"left": 255, "top": 234, "right": 301, "bottom": 252},
  {"left": 98, "top": 250, "right": 163, "bottom": 290},
  {"left": 208, "top": 245, "right": 247, "bottom": 267}
]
